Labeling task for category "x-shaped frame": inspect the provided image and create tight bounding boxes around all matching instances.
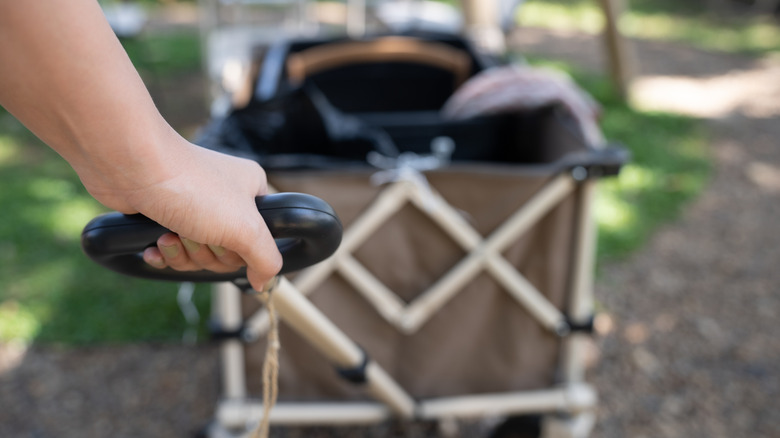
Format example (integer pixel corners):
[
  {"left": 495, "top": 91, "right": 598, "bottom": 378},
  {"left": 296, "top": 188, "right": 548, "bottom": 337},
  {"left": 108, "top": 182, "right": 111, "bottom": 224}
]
[{"left": 244, "top": 172, "right": 577, "bottom": 339}]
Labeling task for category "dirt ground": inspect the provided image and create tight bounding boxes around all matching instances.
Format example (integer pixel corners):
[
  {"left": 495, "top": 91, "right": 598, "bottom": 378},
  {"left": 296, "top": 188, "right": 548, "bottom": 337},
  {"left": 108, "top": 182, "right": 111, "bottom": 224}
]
[
  {"left": 510, "top": 29, "right": 780, "bottom": 438},
  {"left": 2, "top": 27, "right": 779, "bottom": 438}
]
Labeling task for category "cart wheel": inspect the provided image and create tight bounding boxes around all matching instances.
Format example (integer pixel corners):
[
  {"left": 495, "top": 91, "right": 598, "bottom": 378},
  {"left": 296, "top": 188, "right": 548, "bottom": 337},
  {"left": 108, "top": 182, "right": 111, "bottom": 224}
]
[
  {"left": 192, "top": 424, "right": 209, "bottom": 438},
  {"left": 489, "top": 415, "right": 541, "bottom": 438}
]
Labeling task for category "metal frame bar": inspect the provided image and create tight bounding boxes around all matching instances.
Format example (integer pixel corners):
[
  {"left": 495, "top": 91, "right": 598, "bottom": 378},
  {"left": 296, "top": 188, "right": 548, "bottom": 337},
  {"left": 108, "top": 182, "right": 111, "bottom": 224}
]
[
  {"left": 562, "top": 181, "right": 598, "bottom": 383},
  {"left": 214, "top": 282, "right": 248, "bottom": 399},
  {"left": 215, "top": 384, "right": 596, "bottom": 428}
]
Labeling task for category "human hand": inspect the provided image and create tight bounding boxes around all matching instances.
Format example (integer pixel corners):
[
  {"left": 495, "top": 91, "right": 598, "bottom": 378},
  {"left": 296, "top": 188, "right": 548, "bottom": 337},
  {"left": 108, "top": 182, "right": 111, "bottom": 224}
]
[{"left": 81, "top": 134, "right": 283, "bottom": 291}]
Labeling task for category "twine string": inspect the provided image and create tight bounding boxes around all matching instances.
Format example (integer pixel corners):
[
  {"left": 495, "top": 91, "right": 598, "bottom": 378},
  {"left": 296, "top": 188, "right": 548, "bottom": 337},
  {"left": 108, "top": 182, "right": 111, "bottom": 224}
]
[{"left": 249, "top": 277, "right": 280, "bottom": 438}]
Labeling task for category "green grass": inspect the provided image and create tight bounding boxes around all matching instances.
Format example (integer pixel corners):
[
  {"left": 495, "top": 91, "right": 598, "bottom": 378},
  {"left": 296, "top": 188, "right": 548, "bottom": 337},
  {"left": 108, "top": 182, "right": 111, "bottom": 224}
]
[
  {"left": 119, "top": 29, "right": 202, "bottom": 78},
  {"left": 595, "top": 103, "right": 710, "bottom": 261},
  {"left": 517, "top": 0, "right": 780, "bottom": 55},
  {"left": 0, "top": 109, "right": 212, "bottom": 345},
  {"left": 0, "top": 29, "right": 208, "bottom": 345}
]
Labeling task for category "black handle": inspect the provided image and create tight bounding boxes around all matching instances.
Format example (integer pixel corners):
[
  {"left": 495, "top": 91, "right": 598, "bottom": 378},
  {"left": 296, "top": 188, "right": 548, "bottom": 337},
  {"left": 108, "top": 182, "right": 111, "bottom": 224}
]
[{"left": 81, "top": 193, "right": 342, "bottom": 282}]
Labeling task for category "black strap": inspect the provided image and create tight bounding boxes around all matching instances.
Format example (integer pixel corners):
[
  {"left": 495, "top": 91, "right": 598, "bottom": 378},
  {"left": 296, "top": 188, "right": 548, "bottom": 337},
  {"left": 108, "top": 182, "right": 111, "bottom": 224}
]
[
  {"left": 564, "top": 314, "right": 595, "bottom": 334},
  {"left": 208, "top": 320, "right": 245, "bottom": 341}
]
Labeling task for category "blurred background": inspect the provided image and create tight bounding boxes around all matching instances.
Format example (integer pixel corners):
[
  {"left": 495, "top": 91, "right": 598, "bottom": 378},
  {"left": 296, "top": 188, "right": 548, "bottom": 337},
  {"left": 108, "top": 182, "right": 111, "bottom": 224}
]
[{"left": 0, "top": 0, "right": 778, "bottom": 436}]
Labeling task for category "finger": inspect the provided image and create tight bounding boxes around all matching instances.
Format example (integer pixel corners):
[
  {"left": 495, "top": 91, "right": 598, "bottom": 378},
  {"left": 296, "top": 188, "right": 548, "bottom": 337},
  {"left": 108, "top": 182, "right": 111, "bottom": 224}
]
[
  {"left": 242, "top": 221, "right": 283, "bottom": 291},
  {"left": 143, "top": 246, "right": 167, "bottom": 269},
  {"left": 179, "top": 237, "right": 240, "bottom": 273},
  {"left": 207, "top": 244, "right": 246, "bottom": 268},
  {"left": 145, "top": 237, "right": 244, "bottom": 273},
  {"left": 246, "top": 258, "right": 283, "bottom": 292},
  {"left": 155, "top": 233, "right": 246, "bottom": 274},
  {"left": 156, "top": 233, "right": 199, "bottom": 271}
]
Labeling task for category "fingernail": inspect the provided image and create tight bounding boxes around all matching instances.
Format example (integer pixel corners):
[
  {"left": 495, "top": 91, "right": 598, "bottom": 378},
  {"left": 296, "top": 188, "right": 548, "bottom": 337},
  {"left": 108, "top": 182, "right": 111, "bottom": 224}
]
[
  {"left": 181, "top": 238, "right": 201, "bottom": 253},
  {"left": 160, "top": 244, "right": 179, "bottom": 259},
  {"left": 207, "top": 244, "right": 226, "bottom": 256},
  {"left": 147, "top": 257, "right": 166, "bottom": 268}
]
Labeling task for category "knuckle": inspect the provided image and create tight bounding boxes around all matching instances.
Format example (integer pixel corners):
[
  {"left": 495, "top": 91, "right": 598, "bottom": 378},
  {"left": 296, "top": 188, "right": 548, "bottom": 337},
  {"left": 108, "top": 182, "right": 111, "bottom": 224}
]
[
  {"left": 268, "top": 253, "right": 284, "bottom": 275},
  {"left": 222, "top": 254, "right": 247, "bottom": 268},
  {"left": 170, "top": 263, "right": 198, "bottom": 272}
]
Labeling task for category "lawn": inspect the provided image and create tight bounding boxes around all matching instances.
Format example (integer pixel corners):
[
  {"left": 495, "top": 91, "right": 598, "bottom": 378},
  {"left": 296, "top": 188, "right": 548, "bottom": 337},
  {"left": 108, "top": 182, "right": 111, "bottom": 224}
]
[
  {"left": 0, "top": 111, "right": 213, "bottom": 344},
  {"left": 586, "top": 78, "right": 710, "bottom": 262},
  {"left": 0, "top": 29, "right": 212, "bottom": 345},
  {"left": 0, "top": 10, "right": 711, "bottom": 344}
]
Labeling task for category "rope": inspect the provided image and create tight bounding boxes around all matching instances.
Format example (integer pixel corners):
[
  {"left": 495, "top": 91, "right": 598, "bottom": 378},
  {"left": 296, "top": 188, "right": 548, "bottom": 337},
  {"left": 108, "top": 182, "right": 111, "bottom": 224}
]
[{"left": 249, "top": 277, "right": 281, "bottom": 438}]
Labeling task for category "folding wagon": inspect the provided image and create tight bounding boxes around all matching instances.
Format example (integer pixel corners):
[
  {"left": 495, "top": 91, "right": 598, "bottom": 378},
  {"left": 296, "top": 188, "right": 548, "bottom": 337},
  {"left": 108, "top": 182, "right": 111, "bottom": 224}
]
[
  {"left": 84, "top": 2, "right": 627, "bottom": 437},
  {"left": 193, "top": 28, "right": 626, "bottom": 437}
]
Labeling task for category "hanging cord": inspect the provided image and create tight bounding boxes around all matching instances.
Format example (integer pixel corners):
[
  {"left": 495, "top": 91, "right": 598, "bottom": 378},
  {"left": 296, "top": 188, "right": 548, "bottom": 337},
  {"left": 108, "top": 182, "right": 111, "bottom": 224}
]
[{"left": 249, "top": 276, "right": 281, "bottom": 438}]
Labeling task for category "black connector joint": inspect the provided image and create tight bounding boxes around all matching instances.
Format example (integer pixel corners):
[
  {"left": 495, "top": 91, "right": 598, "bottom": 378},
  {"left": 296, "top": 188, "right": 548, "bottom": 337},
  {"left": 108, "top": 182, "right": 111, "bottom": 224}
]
[
  {"left": 208, "top": 320, "right": 246, "bottom": 341},
  {"left": 564, "top": 314, "right": 596, "bottom": 334},
  {"left": 336, "top": 350, "right": 370, "bottom": 385}
]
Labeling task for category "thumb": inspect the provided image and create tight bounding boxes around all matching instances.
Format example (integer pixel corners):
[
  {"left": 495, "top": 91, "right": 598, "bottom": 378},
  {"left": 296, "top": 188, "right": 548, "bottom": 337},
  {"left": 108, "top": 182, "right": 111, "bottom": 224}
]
[{"left": 240, "top": 217, "right": 283, "bottom": 291}]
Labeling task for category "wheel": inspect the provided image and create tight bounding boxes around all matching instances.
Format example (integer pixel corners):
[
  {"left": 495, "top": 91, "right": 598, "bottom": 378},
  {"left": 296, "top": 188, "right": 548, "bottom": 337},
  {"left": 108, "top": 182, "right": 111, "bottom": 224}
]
[{"left": 489, "top": 415, "right": 542, "bottom": 438}]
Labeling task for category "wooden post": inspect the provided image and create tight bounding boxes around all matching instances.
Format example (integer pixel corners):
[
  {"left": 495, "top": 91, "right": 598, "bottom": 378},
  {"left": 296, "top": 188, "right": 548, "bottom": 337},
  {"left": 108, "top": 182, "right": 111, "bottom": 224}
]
[
  {"left": 597, "top": 0, "right": 635, "bottom": 99},
  {"left": 460, "top": 0, "right": 506, "bottom": 54}
]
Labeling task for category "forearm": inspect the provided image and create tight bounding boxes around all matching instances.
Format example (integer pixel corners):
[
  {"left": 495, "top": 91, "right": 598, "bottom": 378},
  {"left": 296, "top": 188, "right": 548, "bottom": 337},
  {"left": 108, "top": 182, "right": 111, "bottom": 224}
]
[{"left": 0, "top": 0, "right": 184, "bottom": 209}]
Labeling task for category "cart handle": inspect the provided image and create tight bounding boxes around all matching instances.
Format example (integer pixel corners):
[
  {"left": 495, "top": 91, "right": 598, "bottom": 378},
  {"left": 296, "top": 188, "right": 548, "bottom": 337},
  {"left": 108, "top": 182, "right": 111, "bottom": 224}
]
[{"left": 81, "top": 193, "right": 342, "bottom": 283}]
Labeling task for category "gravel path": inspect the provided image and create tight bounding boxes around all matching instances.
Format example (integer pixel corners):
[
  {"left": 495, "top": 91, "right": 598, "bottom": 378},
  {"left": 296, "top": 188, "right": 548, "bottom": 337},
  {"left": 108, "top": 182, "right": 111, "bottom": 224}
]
[
  {"left": 592, "top": 115, "right": 780, "bottom": 437},
  {"left": 508, "top": 28, "right": 780, "bottom": 438},
  {"left": 2, "top": 29, "right": 779, "bottom": 438},
  {"left": 0, "top": 343, "right": 220, "bottom": 437}
]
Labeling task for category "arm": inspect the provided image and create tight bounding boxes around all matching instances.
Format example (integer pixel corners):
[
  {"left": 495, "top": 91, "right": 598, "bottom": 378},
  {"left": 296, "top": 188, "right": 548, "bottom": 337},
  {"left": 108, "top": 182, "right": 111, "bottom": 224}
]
[{"left": 0, "top": 0, "right": 282, "bottom": 289}]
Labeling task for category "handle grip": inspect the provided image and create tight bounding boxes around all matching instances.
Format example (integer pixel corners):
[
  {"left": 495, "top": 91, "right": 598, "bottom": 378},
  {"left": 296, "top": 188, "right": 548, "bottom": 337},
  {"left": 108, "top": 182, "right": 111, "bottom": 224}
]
[{"left": 81, "top": 193, "right": 342, "bottom": 283}]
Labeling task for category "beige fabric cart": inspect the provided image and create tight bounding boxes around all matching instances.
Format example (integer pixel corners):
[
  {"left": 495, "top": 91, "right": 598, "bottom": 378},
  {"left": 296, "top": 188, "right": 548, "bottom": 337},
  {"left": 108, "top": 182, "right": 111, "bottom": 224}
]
[{"left": 200, "top": 33, "right": 626, "bottom": 438}]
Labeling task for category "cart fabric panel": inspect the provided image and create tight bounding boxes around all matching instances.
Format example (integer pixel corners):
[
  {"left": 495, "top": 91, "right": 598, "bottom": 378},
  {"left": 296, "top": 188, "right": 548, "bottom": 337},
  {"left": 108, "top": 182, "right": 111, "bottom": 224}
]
[{"left": 241, "top": 170, "right": 578, "bottom": 401}]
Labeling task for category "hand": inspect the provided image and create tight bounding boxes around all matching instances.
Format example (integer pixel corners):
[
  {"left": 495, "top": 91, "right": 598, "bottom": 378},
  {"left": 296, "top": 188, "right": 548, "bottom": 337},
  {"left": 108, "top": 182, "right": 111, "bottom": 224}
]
[{"left": 82, "top": 134, "right": 283, "bottom": 290}]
